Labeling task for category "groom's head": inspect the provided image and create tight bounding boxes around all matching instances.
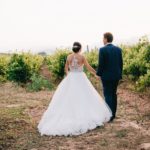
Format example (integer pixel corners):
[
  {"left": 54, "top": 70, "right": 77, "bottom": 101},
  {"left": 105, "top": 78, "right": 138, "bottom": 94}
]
[{"left": 103, "top": 32, "right": 113, "bottom": 45}]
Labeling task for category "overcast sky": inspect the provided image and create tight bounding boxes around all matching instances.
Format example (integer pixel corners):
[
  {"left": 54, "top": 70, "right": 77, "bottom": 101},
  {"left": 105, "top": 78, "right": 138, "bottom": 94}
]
[{"left": 0, "top": 0, "right": 150, "bottom": 53}]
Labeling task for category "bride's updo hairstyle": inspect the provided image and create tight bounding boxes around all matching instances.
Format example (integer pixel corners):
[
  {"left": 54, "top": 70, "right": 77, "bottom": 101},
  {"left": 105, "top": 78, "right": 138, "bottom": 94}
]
[{"left": 72, "top": 42, "right": 82, "bottom": 53}]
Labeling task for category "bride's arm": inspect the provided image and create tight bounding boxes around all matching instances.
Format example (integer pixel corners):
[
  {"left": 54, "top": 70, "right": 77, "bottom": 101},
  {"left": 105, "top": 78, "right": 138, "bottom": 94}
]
[
  {"left": 65, "top": 57, "right": 69, "bottom": 75},
  {"left": 83, "top": 56, "right": 96, "bottom": 75}
]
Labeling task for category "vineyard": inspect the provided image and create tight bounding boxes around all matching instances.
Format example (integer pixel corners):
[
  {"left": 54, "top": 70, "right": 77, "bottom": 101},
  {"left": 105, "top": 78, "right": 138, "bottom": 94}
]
[
  {"left": 0, "top": 36, "right": 150, "bottom": 91},
  {"left": 0, "top": 37, "right": 150, "bottom": 150}
]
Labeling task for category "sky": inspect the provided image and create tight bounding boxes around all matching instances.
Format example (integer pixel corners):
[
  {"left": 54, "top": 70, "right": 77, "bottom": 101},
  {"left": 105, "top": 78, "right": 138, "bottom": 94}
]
[{"left": 0, "top": 0, "right": 150, "bottom": 53}]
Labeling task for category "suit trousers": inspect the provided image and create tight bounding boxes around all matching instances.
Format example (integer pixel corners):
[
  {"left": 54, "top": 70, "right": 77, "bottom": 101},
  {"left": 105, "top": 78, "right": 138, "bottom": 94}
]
[{"left": 101, "top": 79, "right": 119, "bottom": 118}]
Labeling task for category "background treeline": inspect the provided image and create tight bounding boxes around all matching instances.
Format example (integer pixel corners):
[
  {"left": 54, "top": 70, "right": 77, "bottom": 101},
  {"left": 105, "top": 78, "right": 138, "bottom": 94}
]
[{"left": 0, "top": 36, "right": 149, "bottom": 91}]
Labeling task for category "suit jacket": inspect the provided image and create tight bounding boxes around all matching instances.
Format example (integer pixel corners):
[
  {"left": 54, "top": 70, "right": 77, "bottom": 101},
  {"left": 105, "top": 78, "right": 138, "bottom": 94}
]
[{"left": 96, "top": 44, "right": 123, "bottom": 80}]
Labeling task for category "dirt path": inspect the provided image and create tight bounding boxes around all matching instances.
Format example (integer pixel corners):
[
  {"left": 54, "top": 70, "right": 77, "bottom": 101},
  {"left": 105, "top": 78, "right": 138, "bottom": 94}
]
[{"left": 0, "top": 82, "right": 150, "bottom": 150}]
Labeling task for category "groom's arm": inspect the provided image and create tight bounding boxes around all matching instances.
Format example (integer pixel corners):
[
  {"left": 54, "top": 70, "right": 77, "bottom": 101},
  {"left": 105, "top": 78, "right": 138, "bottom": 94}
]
[{"left": 96, "top": 48, "right": 105, "bottom": 76}]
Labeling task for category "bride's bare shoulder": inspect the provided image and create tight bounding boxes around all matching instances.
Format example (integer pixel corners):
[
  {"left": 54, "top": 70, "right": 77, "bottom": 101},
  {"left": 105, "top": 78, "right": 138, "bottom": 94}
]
[
  {"left": 67, "top": 53, "right": 74, "bottom": 60},
  {"left": 68, "top": 53, "right": 73, "bottom": 57},
  {"left": 80, "top": 54, "right": 85, "bottom": 60}
]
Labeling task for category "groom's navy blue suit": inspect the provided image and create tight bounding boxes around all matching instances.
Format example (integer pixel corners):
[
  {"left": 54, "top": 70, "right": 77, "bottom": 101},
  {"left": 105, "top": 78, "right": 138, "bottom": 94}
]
[{"left": 97, "top": 44, "right": 123, "bottom": 119}]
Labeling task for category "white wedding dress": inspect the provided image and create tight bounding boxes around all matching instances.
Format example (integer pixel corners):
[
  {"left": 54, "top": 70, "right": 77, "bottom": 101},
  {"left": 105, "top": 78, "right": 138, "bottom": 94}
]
[{"left": 38, "top": 56, "right": 112, "bottom": 136}]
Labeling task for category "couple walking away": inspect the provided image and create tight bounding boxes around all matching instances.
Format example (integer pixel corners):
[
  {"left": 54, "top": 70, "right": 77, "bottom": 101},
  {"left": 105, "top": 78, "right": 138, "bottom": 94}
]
[{"left": 38, "top": 32, "right": 123, "bottom": 136}]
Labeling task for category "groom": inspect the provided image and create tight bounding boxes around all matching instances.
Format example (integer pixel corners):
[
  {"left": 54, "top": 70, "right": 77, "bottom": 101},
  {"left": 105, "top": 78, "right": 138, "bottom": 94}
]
[{"left": 97, "top": 32, "right": 123, "bottom": 122}]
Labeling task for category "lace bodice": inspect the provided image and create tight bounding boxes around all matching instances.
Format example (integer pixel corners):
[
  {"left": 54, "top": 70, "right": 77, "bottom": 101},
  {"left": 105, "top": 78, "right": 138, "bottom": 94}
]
[{"left": 69, "top": 56, "right": 83, "bottom": 72}]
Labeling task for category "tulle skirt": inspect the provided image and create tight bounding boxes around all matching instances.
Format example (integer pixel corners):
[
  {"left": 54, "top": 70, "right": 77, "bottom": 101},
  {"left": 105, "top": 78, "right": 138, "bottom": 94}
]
[{"left": 38, "top": 72, "right": 112, "bottom": 136}]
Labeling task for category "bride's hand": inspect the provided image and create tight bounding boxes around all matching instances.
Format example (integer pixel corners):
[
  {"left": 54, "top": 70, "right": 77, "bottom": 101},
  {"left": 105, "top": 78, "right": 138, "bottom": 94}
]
[{"left": 95, "top": 74, "right": 100, "bottom": 80}]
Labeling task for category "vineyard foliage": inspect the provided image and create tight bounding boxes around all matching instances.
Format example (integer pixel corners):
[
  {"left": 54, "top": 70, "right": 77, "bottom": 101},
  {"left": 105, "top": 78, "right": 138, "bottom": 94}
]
[
  {"left": 6, "top": 53, "right": 44, "bottom": 83},
  {"left": 46, "top": 49, "right": 71, "bottom": 80},
  {"left": 26, "top": 73, "right": 53, "bottom": 92},
  {"left": 0, "top": 36, "right": 149, "bottom": 91},
  {"left": 0, "top": 55, "right": 10, "bottom": 82},
  {"left": 122, "top": 36, "right": 150, "bottom": 91}
]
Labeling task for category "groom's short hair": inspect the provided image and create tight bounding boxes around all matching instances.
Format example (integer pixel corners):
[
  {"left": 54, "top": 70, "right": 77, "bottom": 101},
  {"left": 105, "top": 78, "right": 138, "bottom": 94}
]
[{"left": 104, "top": 32, "right": 113, "bottom": 43}]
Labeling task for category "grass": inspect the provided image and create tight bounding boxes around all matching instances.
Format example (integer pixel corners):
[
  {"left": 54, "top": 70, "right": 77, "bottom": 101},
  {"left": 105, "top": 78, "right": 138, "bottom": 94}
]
[
  {"left": 100, "top": 139, "right": 108, "bottom": 147},
  {"left": 115, "top": 129, "right": 128, "bottom": 138},
  {"left": 0, "top": 81, "right": 150, "bottom": 150},
  {"left": 0, "top": 107, "right": 31, "bottom": 150}
]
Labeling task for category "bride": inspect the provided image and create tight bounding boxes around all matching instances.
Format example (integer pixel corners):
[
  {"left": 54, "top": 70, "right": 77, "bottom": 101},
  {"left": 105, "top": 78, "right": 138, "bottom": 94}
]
[{"left": 38, "top": 42, "right": 112, "bottom": 136}]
